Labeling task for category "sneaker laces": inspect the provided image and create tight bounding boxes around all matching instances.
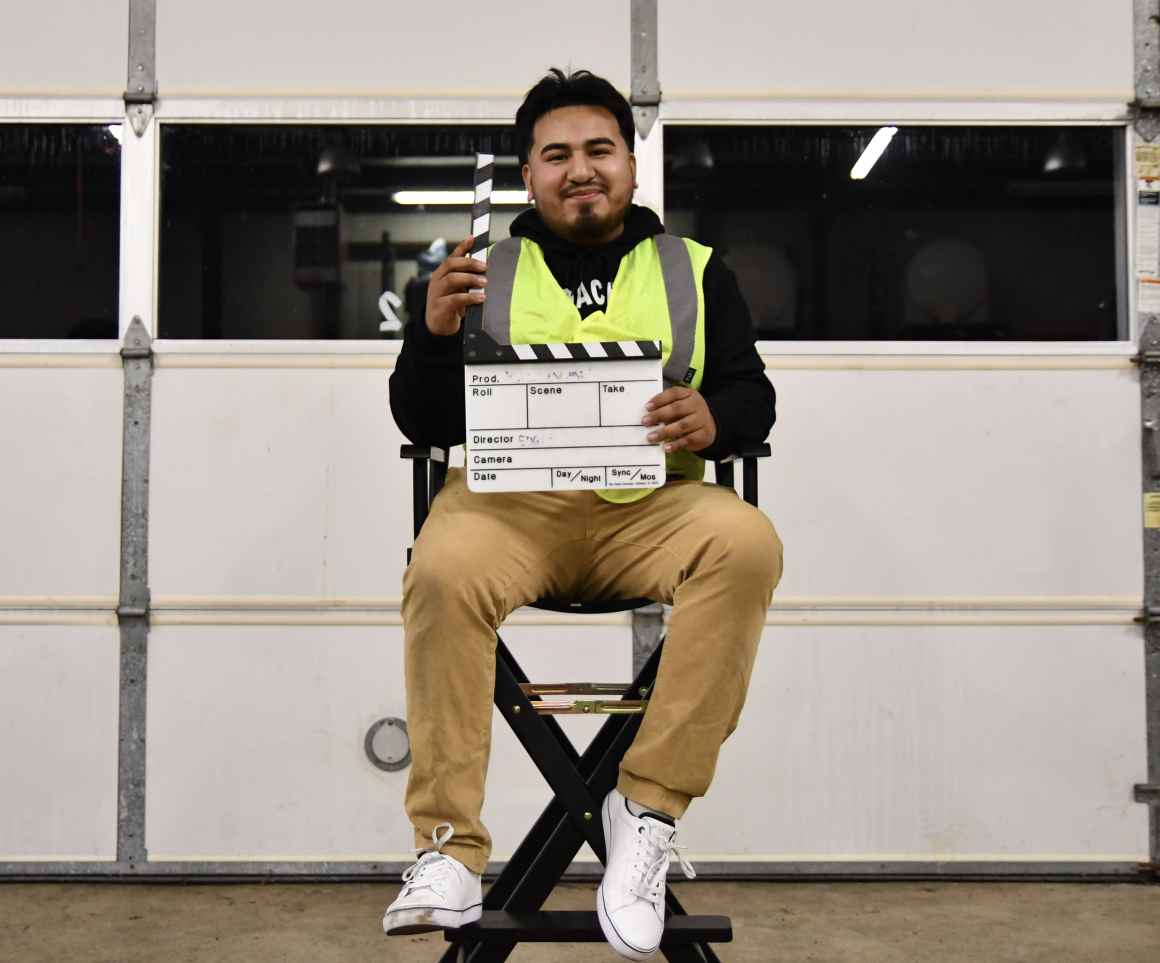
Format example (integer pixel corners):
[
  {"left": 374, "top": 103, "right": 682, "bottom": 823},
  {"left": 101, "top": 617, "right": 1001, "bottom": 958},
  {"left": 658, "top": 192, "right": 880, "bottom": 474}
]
[
  {"left": 399, "top": 822, "right": 458, "bottom": 900},
  {"left": 631, "top": 821, "right": 697, "bottom": 904}
]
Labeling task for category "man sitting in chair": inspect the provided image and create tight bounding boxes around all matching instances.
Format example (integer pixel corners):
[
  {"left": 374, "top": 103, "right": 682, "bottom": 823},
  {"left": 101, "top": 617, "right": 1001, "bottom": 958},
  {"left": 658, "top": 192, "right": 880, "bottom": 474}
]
[{"left": 384, "top": 67, "right": 785, "bottom": 961}]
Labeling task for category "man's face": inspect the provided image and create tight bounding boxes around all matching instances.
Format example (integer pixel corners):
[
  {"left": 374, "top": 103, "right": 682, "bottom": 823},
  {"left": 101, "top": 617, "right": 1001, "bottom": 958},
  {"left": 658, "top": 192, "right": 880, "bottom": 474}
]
[{"left": 522, "top": 104, "right": 636, "bottom": 246}]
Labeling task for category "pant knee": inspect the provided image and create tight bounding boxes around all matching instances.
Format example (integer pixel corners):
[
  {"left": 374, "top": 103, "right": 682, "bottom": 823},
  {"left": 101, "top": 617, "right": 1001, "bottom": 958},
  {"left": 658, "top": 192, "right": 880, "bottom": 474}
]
[
  {"left": 403, "top": 541, "right": 505, "bottom": 628},
  {"left": 712, "top": 509, "right": 784, "bottom": 598}
]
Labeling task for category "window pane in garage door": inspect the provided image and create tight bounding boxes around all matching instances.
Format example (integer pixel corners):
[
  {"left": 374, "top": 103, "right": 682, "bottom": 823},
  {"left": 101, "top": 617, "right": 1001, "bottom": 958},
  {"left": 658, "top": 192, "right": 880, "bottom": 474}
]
[
  {"left": 0, "top": 124, "right": 121, "bottom": 339},
  {"left": 664, "top": 125, "right": 1124, "bottom": 342}
]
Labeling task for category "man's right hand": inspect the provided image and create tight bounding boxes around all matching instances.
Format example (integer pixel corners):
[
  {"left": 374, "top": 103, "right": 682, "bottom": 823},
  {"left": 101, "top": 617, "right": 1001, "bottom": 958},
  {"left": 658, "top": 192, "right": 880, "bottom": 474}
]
[{"left": 424, "top": 236, "right": 487, "bottom": 336}]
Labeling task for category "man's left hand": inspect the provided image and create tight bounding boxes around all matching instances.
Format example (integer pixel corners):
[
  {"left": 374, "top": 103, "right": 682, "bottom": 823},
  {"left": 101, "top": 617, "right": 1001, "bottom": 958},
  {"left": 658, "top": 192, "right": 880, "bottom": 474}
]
[{"left": 642, "top": 386, "right": 718, "bottom": 453}]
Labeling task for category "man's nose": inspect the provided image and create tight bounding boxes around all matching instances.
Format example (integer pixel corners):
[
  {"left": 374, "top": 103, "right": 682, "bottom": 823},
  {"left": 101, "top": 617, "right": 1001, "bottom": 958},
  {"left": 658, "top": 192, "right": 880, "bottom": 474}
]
[{"left": 567, "top": 154, "right": 594, "bottom": 182}]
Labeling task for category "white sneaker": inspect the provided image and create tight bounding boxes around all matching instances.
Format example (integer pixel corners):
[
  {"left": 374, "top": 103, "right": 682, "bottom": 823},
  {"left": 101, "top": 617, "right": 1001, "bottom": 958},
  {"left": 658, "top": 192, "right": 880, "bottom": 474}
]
[
  {"left": 382, "top": 823, "right": 483, "bottom": 936},
  {"left": 596, "top": 788, "right": 697, "bottom": 960}
]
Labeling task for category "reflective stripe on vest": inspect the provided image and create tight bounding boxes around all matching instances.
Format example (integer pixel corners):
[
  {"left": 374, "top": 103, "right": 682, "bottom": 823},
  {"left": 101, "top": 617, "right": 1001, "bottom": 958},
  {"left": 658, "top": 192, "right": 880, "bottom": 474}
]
[
  {"left": 482, "top": 233, "right": 711, "bottom": 504},
  {"left": 653, "top": 234, "right": 698, "bottom": 390}
]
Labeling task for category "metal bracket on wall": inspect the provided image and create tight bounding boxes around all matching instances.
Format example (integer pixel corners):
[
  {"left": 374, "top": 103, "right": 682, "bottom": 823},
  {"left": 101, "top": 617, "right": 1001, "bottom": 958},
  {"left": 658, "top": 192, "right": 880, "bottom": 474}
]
[
  {"left": 1135, "top": 779, "right": 1160, "bottom": 880},
  {"left": 1134, "top": 2, "right": 1160, "bottom": 871},
  {"left": 630, "top": 0, "right": 660, "bottom": 141},
  {"left": 116, "top": 317, "right": 154, "bottom": 868},
  {"left": 1137, "top": 319, "right": 1160, "bottom": 870},
  {"left": 1131, "top": 106, "right": 1160, "bottom": 145},
  {"left": 124, "top": 0, "right": 158, "bottom": 137},
  {"left": 119, "top": 317, "right": 153, "bottom": 623}
]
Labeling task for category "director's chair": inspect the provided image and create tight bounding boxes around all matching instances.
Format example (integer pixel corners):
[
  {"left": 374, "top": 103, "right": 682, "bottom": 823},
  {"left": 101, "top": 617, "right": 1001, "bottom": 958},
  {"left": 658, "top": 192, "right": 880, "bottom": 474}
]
[{"left": 400, "top": 442, "right": 771, "bottom": 962}]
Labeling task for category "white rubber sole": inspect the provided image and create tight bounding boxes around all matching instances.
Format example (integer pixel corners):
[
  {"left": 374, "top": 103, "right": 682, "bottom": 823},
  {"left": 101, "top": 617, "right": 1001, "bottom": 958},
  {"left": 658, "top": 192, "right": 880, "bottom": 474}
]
[
  {"left": 382, "top": 901, "right": 482, "bottom": 936},
  {"left": 597, "top": 791, "right": 659, "bottom": 961},
  {"left": 597, "top": 884, "right": 657, "bottom": 960}
]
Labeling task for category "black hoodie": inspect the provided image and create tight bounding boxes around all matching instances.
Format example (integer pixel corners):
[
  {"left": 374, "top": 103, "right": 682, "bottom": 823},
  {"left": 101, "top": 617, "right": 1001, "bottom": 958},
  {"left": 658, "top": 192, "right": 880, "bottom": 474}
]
[{"left": 389, "top": 204, "right": 775, "bottom": 463}]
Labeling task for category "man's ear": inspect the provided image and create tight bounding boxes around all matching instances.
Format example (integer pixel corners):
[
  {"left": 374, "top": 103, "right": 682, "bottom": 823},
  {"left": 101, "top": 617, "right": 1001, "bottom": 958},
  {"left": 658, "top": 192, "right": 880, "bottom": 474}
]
[
  {"left": 630, "top": 153, "right": 637, "bottom": 189},
  {"left": 522, "top": 163, "right": 533, "bottom": 201}
]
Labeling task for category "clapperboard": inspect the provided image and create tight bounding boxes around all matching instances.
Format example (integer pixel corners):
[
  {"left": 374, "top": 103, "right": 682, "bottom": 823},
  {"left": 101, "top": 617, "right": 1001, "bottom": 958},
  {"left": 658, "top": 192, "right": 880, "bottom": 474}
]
[{"left": 462, "top": 153, "right": 665, "bottom": 493}]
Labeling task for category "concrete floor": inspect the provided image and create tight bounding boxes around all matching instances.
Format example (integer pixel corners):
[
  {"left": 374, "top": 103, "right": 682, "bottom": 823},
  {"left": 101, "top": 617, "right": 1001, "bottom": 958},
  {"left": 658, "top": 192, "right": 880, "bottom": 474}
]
[{"left": 1, "top": 880, "right": 1158, "bottom": 962}]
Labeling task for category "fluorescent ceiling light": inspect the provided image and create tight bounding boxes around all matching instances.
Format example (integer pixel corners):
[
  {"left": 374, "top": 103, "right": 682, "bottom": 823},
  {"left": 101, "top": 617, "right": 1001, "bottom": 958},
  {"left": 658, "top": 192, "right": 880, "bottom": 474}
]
[
  {"left": 392, "top": 189, "right": 529, "bottom": 206},
  {"left": 850, "top": 126, "right": 898, "bottom": 180}
]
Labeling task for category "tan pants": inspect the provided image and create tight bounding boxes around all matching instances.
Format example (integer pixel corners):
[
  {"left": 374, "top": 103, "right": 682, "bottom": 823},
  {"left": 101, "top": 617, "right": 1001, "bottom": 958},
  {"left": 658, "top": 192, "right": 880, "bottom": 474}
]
[{"left": 402, "top": 468, "right": 784, "bottom": 874}]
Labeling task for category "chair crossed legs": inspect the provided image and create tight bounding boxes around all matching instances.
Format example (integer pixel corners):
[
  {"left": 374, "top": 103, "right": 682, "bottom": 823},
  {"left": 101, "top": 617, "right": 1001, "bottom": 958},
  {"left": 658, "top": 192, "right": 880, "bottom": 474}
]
[{"left": 401, "top": 444, "right": 770, "bottom": 962}]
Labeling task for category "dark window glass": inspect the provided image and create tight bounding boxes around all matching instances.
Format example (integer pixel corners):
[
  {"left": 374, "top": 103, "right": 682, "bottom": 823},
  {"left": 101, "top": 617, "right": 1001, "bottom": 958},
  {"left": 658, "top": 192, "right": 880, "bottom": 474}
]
[
  {"left": 0, "top": 124, "right": 121, "bottom": 339},
  {"left": 664, "top": 126, "right": 1124, "bottom": 341},
  {"left": 159, "top": 125, "right": 527, "bottom": 339}
]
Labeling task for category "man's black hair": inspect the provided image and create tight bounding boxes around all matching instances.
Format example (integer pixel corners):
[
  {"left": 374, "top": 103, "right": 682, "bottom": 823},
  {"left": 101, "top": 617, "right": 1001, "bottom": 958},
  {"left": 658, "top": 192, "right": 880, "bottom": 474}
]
[{"left": 515, "top": 68, "right": 635, "bottom": 165}]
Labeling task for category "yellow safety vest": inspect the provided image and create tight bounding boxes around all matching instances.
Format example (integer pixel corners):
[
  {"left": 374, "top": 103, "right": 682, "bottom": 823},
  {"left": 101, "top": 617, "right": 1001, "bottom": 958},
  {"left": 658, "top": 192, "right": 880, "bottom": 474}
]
[{"left": 482, "top": 233, "right": 712, "bottom": 503}]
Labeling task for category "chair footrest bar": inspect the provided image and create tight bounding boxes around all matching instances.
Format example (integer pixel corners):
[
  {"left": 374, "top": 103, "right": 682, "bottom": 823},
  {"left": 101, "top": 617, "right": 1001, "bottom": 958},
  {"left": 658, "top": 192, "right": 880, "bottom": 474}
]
[
  {"left": 446, "top": 911, "right": 732, "bottom": 944},
  {"left": 532, "top": 699, "right": 648, "bottom": 715}
]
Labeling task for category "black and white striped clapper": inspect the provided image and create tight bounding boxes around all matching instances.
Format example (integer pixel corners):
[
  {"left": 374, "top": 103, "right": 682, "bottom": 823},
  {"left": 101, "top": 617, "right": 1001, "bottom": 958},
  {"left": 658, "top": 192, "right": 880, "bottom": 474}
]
[
  {"left": 468, "top": 152, "right": 494, "bottom": 266},
  {"left": 462, "top": 152, "right": 661, "bottom": 366},
  {"left": 488, "top": 340, "right": 661, "bottom": 362}
]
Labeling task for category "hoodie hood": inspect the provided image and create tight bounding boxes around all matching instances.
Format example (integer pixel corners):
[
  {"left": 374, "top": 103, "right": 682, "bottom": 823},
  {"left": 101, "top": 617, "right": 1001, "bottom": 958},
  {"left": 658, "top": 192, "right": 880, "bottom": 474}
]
[{"left": 507, "top": 205, "right": 665, "bottom": 313}]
